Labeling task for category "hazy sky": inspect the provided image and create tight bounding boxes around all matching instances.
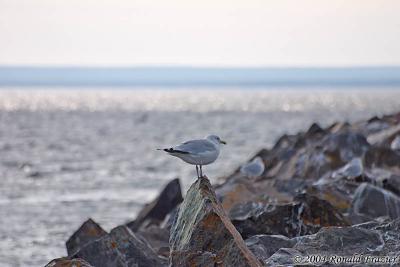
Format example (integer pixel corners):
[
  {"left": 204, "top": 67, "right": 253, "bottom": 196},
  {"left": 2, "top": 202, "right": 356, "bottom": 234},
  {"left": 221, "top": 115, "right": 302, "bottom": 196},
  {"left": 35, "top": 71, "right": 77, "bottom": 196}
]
[{"left": 1, "top": 0, "right": 400, "bottom": 66}]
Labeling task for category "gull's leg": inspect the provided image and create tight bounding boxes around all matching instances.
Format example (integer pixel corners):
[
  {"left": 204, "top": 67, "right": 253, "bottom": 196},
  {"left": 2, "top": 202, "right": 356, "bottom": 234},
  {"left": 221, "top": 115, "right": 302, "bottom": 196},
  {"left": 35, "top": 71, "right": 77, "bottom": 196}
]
[
  {"left": 200, "top": 165, "right": 203, "bottom": 177},
  {"left": 196, "top": 165, "right": 199, "bottom": 178}
]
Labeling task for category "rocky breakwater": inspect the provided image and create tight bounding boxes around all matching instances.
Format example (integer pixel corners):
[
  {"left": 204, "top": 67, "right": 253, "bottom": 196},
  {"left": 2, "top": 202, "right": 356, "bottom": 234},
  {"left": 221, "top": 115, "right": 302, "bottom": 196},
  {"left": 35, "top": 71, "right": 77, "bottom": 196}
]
[{"left": 46, "top": 111, "right": 400, "bottom": 267}]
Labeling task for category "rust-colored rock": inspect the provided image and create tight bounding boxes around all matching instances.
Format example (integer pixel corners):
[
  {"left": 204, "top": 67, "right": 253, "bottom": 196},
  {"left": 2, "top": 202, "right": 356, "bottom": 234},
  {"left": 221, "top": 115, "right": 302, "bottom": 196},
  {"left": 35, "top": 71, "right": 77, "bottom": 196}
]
[
  {"left": 66, "top": 218, "right": 107, "bottom": 256},
  {"left": 169, "top": 176, "right": 262, "bottom": 267},
  {"left": 231, "top": 194, "right": 348, "bottom": 239}
]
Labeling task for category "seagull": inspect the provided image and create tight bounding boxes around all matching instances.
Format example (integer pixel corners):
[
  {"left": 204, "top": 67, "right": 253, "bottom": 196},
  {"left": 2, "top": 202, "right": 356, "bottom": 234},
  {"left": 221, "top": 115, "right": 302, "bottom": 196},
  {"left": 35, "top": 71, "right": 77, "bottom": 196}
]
[
  {"left": 158, "top": 135, "right": 226, "bottom": 178},
  {"left": 240, "top": 156, "right": 265, "bottom": 178}
]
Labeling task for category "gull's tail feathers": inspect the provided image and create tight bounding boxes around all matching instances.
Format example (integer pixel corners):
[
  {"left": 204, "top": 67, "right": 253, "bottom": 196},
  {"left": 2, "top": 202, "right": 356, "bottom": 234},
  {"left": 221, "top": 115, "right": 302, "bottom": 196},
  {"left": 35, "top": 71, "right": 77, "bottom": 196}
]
[{"left": 157, "top": 148, "right": 189, "bottom": 154}]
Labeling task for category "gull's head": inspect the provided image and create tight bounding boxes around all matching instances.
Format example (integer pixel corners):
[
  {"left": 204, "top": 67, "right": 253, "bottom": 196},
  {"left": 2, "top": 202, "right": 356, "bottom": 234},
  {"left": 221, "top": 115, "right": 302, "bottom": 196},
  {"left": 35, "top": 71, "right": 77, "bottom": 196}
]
[{"left": 206, "top": 135, "right": 227, "bottom": 146}]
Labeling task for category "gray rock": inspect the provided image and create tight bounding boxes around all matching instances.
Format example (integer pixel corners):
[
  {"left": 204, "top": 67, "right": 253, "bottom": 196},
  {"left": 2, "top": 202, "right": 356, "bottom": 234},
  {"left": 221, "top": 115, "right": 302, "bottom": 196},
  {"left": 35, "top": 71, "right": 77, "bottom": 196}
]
[
  {"left": 382, "top": 174, "right": 400, "bottom": 196},
  {"left": 373, "top": 218, "right": 400, "bottom": 257},
  {"left": 367, "top": 124, "right": 400, "bottom": 146},
  {"left": 66, "top": 218, "right": 107, "bottom": 256},
  {"left": 321, "top": 132, "right": 370, "bottom": 165},
  {"left": 265, "top": 226, "right": 385, "bottom": 266},
  {"left": 364, "top": 146, "right": 400, "bottom": 170},
  {"left": 264, "top": 248, "right": 305, "bottom": 266},
  {"left": 369, "top": 168, "right": 400, "bottom": 196},
  {"left": 127, "top": 178, "right": 183, "bottom": 231},
  {"left": 137, "top": 225, "right": 170, "bottom": 257},
  {"left": 306, "top": 123, "right": 326, "bottom": 138},
  {"left": 245, "top": 235, "right": 296, "bottom": 263},
  {"left": 293, "top": 227, "right": 384, "bottom": 255},
  {"left": 263, "top": 131, "right": 370, "bottom": 182},
  {"left": 160, "top": 205, "right": 179, "bottom": 230},
  {"left": 169, "top": 176, "right": 262, "bottom": 267},
  {"left": 72, "top": 225, "right": 165, "bottom": 267},
  {"left": 350, "top": 183, "right": 400, "bottom": 220}
]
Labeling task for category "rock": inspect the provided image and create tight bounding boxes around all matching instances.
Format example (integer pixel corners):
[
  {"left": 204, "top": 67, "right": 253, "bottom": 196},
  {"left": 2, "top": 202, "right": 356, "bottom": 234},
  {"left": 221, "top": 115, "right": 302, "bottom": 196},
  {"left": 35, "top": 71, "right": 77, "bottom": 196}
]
[
  {"left": 305, "top": 123, "right": 326, "bottom": 138},
  {"left": 127, "top": 178, "right": 183, "bottom": 231},
  {"left": 321, "top": 132, "right": 370, "bottom": 165},
  {"left": 361, "top": 116, "right": 391, "bottom": 136},
  {"left": 382, "top": 174, "right": 400, "bottom": 196},
  {"left": 137, "top": 225, "right": 170, "bottom": 257},
  {"left": 350, "top": 183, "right": 400, "bottom": 220},
  {"left": 331, "top": 157, "right": 364, "bottom": 180},
  {"left": 262, "top": 131, "right": 370, "bottom": 182},
  {"left": 366, "top": 168, "right": 400, "bottom": 196},
  {"left": 352, "top": 216, "right": 391, "bottom": 230},
  {"left": 45, "top": 258, "right": 94, "bottom": 267},
  {"left": 66, "top": 218, "right": 107, "bottom": 256},
  {"left": 373, "top": 218, "right": 400, "bottom": 256},
  {"left": 364, "top": 146, "right": 400, "bottom": 171},
  {"left": 169, "top": 176, "right": 262, "bottom": 267},
  {"left": 391, "top": 135, "right": 400, "bottom": 151},
  {"left": 230, "top": 194, "right": 348, "bottom": 239},
  {"left": 245, "top": 235, "right": 296, "bottom": 263},
  {"left": 160, "top": 206, "right": 179, "bottom": 230},
  {"left": 265, "top": 227, "right": 384, "bottom": 266},
  {"left": 294, "top": 227, "right": 384, "bottom": 255},
  {"left": 307, "top": 180, "right": 358, "bottom": 212},
  {"left": 326, "top": 121, "right": 351, "bottom": 134},
  {"left": 273, "top": 178, "right": 307, "bottom": 197},
  {"left": 215, "top": 178, "right": 261, "bottom": 213},
  {"left": 264, "top": 248, "right": 305, "bottom": 266},
  {"left": 367, "top": 124, "right": 400, "bottom": 146},
  {"left": 72, "top": 225, "right": 165, "bottom": 267}
]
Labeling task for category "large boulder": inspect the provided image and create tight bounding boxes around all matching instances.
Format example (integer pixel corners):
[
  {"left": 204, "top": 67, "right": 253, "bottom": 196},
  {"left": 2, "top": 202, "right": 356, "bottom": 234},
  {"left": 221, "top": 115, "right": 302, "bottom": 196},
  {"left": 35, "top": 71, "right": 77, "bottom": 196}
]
[
  {"left": 350, "top": 183, "right": 400, "bottom": 220},
  {"left": 127, "top": 178, "right": 183, "bottom": 231},
  {"left": 72, "top": 225, "right": 165, "bottom": 267},
  {"left": 230, "top": 194, "right": 348, "bottom": 239},
  {"left": 66, "top": 218, "right": 107, "bottom": 256},
  {"left": 169, "top": 176, "right": 262, "bottom": 267}
]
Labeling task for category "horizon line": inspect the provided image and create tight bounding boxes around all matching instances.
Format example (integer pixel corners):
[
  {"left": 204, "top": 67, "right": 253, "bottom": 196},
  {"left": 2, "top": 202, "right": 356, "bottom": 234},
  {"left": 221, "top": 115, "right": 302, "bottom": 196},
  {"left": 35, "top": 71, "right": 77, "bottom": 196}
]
[{"left": 1, "top": 65, "right": 400, "bottom": 69}]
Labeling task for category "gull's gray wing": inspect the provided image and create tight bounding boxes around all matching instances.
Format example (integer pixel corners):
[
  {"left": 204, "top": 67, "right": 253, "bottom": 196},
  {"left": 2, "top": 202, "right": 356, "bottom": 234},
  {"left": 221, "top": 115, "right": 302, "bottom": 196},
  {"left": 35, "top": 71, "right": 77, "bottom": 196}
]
[{"left": 174, "top": 139, "right": 216, "bottom": 154}]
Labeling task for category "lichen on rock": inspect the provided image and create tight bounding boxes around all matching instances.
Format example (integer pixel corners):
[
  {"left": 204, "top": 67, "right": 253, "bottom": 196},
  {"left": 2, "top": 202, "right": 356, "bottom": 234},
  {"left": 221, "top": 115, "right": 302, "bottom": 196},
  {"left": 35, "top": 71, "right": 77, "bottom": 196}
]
[{"left": 169, "top": 176, "right": 262, "bottom": 267}]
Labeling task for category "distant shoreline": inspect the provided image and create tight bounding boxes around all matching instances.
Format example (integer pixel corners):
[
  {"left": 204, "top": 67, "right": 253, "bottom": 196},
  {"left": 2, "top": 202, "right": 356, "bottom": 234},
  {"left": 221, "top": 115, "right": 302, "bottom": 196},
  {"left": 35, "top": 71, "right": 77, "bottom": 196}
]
[{"left": 1, "top": 66, "right": 400, "bottom": 87}]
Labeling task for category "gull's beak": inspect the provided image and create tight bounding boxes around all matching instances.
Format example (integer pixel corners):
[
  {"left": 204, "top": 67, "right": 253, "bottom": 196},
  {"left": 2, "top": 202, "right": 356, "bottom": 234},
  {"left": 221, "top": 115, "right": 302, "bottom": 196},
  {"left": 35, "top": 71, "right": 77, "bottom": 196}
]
[{"left": 220, "top": 140, "right": 227, "bottom": 145}]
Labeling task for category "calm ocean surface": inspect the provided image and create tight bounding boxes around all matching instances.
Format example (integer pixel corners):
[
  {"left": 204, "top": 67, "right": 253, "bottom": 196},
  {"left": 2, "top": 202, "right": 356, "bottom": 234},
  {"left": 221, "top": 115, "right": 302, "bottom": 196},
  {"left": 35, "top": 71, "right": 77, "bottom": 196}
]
[{"left": 1, "top": 87, "right": 400, "bottom": 266}]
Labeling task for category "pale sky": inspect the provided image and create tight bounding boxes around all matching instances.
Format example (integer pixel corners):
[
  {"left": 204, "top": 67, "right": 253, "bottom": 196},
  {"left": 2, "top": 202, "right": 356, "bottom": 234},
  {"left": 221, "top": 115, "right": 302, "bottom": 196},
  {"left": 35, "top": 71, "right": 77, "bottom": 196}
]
[{"left": 1, "top": 0, "right": 400, "bottom": 66}]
